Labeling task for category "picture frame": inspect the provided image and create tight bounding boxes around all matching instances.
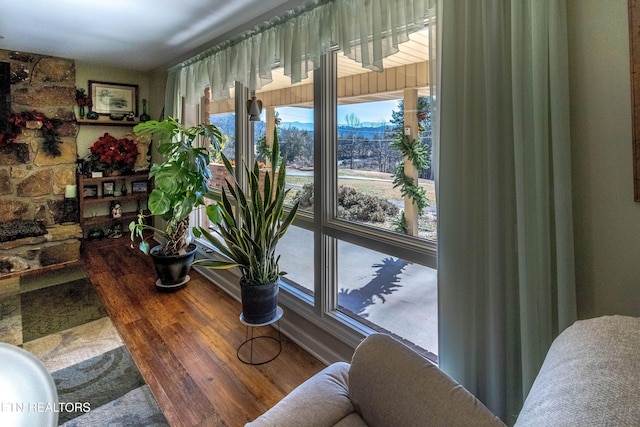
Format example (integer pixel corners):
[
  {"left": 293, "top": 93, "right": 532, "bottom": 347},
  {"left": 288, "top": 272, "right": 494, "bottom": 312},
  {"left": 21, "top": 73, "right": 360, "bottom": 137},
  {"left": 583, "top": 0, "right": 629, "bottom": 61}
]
[
  {"left": 102, "top": 181, "right": 115, "bottom": 196},
  {"left": 89, "top": 80, "right": 139, "bottom": 116},
  {"left": 131, "top": 180, "right": 148, "bottom": 193},
  {"left": 83, "top": 185, "right": 98, "bottom": 198}
]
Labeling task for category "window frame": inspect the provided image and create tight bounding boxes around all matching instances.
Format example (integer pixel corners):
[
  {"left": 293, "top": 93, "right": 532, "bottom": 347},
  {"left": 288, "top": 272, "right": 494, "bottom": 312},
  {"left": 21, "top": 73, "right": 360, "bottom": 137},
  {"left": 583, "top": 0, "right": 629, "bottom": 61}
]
[{"left": 195, "top": 50, "right": 437, "bottom": 360}]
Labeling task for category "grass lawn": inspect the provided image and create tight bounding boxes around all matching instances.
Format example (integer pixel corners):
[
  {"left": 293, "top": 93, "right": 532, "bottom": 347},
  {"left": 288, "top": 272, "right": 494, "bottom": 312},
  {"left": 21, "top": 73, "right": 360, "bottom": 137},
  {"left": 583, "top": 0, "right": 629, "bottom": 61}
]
[
  {"left": 287, "top": 168, "right": 436, "bottom": 206},
  {"left": 285, "top": 168, "right": 437, "bottom": 241}
]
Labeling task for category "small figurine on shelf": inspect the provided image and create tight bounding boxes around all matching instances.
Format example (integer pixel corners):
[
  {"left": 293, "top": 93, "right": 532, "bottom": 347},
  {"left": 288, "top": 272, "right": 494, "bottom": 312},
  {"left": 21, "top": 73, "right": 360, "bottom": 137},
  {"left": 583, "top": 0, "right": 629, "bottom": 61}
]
[
  {"left": 110, "top": 201, "right": 122, "bottom": 219},
  {"left": 107, "top": 222, "right": 123, "bottom": 239},
  {"left": 126, "top": 111, "right": 136, "bottom": 122}
]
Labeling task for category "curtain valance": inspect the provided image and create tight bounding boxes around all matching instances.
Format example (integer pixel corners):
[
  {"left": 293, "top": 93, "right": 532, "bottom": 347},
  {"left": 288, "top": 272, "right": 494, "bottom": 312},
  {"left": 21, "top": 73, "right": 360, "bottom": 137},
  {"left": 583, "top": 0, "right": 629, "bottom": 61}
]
[{"left": 168, "top": 0, "right": 433, "bottom": 107}]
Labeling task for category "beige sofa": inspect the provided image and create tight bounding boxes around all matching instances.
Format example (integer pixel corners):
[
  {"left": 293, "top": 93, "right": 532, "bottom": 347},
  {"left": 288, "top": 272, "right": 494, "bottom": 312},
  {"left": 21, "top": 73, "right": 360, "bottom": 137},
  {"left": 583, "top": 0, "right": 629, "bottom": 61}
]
[{"left": 247, "top": 315, "right": 640, "bottom": 426}]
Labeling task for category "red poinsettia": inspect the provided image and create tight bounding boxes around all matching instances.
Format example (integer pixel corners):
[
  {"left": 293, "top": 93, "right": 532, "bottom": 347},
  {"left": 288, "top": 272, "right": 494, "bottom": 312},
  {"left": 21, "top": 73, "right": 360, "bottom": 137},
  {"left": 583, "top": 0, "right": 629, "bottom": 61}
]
[{"left": 89, "top": 133, "right": 138, "bottom": 172}]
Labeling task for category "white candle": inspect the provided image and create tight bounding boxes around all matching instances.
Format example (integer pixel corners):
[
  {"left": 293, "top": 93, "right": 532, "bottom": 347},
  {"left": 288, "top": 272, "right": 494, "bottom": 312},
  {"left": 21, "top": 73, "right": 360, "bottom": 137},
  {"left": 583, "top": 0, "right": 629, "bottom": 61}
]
[{"left": 65, "top": 184, "right": 77, "bottom": 198}]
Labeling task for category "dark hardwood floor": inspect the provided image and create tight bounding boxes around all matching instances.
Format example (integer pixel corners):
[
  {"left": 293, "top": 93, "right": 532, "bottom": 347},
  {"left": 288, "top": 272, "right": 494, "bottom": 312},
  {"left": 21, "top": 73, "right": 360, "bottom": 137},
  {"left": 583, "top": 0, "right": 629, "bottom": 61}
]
[{"left": 81, "top": 236, "right": 325, "bottom": 426}]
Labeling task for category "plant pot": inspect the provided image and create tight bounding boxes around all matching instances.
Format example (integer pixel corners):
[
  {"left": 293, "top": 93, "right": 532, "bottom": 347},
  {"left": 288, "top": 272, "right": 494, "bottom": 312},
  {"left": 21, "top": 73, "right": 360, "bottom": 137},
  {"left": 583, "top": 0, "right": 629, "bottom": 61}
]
[
  {"left": 240, "top": 279, "right": 279, "bottom": 324},
  {"left": 150, "top": 243, "right": 197, "bottom": 291}
]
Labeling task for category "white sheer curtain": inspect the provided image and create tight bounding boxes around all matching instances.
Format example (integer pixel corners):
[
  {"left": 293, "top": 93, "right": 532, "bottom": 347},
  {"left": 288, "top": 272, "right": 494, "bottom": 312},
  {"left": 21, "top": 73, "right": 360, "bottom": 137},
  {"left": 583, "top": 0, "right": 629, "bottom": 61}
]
[
  {"left": 435, "top": 0, "right": 576, "bottom": 423},
  {"left": 165, "top": 0, "right": 434, "bottom": 114}
]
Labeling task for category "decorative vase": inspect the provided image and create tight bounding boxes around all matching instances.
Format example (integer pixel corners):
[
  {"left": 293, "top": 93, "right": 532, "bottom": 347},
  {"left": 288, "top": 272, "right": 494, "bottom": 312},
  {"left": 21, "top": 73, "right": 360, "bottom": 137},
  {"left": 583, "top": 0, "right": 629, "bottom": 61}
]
[
  {"left": 140, "top": 99, "right": 151, "bottom": 122},
  {"left": 240, "top": 279, "right": 279, "bottom": 324},
  {"left": 79, "top": 106, "right": 85, "bottom": 119},
  {"left": 86, "top": 110, "right": 99, "bottom": 120}
]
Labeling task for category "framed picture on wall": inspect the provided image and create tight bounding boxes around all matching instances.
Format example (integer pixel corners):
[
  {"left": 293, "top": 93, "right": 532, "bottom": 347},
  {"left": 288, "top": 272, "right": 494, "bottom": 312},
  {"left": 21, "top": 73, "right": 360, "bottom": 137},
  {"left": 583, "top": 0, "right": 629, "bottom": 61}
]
[
  {"left": 89, "top": 80, "right": 138, "bottom": 116},
  {"left": 83, "top": 185, "right": 98, "bottom": 198},
  {"left": 102, "top": 181, "right": 115, "bottom": 196},
  {"left": 131, "top": 181, "right": 148, "bottom": 193}
]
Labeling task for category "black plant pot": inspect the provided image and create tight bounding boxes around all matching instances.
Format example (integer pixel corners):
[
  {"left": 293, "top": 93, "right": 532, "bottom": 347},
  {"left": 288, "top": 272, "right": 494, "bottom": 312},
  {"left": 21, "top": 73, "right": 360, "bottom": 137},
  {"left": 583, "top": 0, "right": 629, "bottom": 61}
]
[
  {"left": 150, "top": 243, "right": 197, "bottom": 291},
  {"left": 240, "top": 279, "right": 279, "bottom": 324}
]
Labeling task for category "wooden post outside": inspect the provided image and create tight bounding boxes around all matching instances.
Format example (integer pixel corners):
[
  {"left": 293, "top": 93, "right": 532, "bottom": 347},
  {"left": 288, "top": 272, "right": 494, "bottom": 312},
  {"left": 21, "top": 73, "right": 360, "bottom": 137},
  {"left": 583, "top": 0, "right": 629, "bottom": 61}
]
[
  {"left": 265, "top": 106, "right": 275, "bottom": 167},
  {"left": 403, "top": 88, "right": 419, "bottom": 236}
]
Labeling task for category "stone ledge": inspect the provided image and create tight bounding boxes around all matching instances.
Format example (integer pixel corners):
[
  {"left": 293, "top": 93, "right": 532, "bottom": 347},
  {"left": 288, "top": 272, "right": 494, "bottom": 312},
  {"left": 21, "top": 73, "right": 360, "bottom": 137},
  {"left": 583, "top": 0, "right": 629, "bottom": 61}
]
[
  {"left": 0, "top": 224, "right": 82, "bottom": 276},
  {"left": 0, "top": 223, "right": 82, "bottom": 250},
  {"left": 45, "top": 223, "right": 83, "bottom": 242}
]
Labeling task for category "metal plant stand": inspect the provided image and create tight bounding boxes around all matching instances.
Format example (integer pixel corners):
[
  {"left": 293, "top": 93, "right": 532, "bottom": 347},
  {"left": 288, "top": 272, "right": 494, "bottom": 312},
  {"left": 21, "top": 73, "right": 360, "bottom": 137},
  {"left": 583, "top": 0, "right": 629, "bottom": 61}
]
[{"left": 237, "top": 306, "right": 283, "bottom": 365}]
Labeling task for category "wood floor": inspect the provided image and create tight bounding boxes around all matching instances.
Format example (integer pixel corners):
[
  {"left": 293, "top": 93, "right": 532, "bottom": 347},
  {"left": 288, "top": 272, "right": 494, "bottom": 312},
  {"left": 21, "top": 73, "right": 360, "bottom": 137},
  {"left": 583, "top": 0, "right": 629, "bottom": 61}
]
[{"left": 81, "top": 236, "right": 326, "bottom": 426}]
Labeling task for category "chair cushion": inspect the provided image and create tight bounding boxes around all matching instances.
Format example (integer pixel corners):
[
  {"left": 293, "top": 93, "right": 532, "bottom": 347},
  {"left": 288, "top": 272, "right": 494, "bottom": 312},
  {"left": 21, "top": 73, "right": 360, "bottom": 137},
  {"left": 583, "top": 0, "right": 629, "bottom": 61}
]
[
  {"left": 349, "top": 334, "right": 505, "bottom": 427},
  {"left": 246, "top": 362, "right": 353, "bottom": 427},
  {"left": 515, "top": 315, "right": 640, "bottom": 426}
]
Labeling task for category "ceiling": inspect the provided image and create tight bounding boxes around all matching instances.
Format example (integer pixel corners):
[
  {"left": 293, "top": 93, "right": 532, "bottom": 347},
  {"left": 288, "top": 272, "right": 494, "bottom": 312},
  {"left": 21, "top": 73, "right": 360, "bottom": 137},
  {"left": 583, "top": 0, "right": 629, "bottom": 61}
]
[{"left": 0, "top": 0, "right": 300, "bottom": 71}]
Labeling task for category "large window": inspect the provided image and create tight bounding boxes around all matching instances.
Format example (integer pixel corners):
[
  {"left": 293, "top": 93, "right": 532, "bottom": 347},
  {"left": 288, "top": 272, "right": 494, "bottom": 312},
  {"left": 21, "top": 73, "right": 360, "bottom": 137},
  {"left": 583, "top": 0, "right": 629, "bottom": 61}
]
[
  {"left": 334, "top": 29, "right": 435, "bottom": 241},
  {"left": 198, "top": 28, "right": 436, "bottom": 358},
  {"left": 326, "top": 28, "right": 437, "bottom": 353}
]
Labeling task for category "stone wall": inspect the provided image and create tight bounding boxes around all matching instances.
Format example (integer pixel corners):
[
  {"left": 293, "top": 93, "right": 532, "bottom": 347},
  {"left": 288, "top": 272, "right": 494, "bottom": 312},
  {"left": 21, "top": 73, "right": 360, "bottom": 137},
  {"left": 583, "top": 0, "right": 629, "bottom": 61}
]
[{"left": 0, "top": 50, "right": 81, "bottom": 275}]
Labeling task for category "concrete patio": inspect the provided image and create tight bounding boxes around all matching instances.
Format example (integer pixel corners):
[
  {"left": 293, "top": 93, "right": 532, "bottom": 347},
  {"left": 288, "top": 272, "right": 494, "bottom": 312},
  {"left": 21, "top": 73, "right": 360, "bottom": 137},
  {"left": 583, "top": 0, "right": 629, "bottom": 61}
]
[{"left": 278, "top": 226, "right": 438, "bottom": 356}]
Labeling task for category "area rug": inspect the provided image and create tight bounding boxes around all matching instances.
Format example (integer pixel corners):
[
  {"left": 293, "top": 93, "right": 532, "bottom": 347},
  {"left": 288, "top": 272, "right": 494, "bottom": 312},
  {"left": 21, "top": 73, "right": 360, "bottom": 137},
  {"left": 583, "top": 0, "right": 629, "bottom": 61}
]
[{"left": 0, "top": 265, "right": 169, "bottom": 426}]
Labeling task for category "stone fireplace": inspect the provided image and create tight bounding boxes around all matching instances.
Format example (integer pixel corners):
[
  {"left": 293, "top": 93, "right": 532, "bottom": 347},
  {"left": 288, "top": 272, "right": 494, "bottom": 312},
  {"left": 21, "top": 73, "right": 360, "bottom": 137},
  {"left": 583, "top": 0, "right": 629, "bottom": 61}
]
[{"left": 0, "top": 50, "right": 82, "bottom": 276}]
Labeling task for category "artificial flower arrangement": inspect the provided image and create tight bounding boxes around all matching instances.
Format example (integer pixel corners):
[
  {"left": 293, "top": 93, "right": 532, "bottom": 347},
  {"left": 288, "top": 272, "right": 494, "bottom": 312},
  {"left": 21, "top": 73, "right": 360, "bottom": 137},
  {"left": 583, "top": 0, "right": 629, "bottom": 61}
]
[
  {"left": 0, "top": 110, "right": 63, "bottom": 156},
  {"left": 87, "top": 132, "right": 138, "bottom": 174},
  {"left": 75, "top": 88, "right": 93, "bottom": 117},
  {"left": 75, "top": 89, "right": 92, "bottom": 109}
]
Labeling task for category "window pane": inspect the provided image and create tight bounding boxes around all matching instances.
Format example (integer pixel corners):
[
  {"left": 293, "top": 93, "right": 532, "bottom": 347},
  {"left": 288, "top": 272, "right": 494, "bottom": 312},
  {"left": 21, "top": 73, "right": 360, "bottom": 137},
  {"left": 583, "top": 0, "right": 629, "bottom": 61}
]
[
  {"left": 275, "top": 225, "right": 314, "bottom": 297},
  {"left": 200, "top": 88, "right": 235, "bottom": 233},
  {"left": 207, "top": 88, "right": 236, "bottom": 193},
  {"left": 335, "top": 28, "right": 436, "bottom": 241},
  {"left": 337, "top": 240, "right": 437, "bottom": 355},
  {"left": 255, "top": 68, "right": 315, "bottom": 299},
  {"left": 255, "top": 69, "right": 314, "bottom": 213}
]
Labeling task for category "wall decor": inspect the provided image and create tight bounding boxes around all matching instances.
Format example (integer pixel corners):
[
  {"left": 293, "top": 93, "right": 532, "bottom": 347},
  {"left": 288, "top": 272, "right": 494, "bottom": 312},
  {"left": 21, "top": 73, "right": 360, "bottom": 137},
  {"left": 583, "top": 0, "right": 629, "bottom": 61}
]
[
  {"left": 102, "top": 181, "right": 115, "bottom": 196},
  {"left": 629, "top": 0, "right": 640, "bottom": 201},
  {"left": 131, "top": 181, "right": 148, "bottom": 193},
  {"left": 89, "top": 81, "right": 138, "bottom": 116},
  {"left": 83, "top": 185, "right": 98, "bottom": 198}
]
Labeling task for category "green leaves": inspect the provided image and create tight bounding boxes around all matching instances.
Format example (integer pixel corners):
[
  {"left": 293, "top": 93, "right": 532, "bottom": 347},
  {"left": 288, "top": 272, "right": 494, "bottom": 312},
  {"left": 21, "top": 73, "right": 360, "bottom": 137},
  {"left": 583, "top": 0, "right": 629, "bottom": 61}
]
[
  {"left": 129, "top": 117, "right": 224, "bottom": 255},
  {"left": 391, "top": 134, "right": 429, "bottom": 171},
  {"left": 391, "top": 134, "right": 430, "bottom": 218},
  {"left": 193, "top": 129, "right": 299, "bottom": 286}
]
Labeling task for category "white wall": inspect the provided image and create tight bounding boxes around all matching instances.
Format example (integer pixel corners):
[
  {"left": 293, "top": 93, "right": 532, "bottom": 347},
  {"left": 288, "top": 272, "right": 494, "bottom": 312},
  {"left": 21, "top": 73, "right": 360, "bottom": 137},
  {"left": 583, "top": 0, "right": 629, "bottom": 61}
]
[{"left": 568, "top": 0, "right": 640, "bottom": 317}]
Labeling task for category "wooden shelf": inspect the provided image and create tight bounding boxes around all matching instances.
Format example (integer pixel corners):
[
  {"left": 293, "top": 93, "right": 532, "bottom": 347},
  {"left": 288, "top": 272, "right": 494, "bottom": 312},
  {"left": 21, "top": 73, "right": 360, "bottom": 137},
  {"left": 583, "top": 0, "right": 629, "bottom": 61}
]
[
  {"left": 82, "top": 211, "right": 140, "bottom": 227},
  {"left": 77, "top": 171, "right": 152, "bottom": 238},
  {"left": 82, "top": 173, "right": 150, "bottom": 185},
  {"left": 77, "top": 118, "right": 140, "bottom": 126},
  {"left": 82, "top": 192, "right": 150, "bottom": 206}
]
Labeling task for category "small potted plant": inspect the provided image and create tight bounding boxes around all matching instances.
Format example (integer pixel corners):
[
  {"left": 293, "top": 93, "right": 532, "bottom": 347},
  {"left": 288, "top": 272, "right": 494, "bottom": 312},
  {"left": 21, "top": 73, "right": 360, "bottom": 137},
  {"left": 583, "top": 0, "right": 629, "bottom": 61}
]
[
  {"left": 129, "top": 117, "right": 224, "bottom": 290},
  {"left": 193, "top": 133, "right": 298, "bottom": 323}
]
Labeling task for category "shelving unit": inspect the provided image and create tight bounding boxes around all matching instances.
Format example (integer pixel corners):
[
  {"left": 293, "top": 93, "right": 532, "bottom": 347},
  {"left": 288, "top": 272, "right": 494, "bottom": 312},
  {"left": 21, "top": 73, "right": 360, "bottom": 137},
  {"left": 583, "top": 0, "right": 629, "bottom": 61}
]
[
  {"left": 77, "top": 117, "right": 141, "bottom": 126},
  {"left": 77, "top": 172, "right": 151, "bottom": 237},
  {"left": 75, "top": 115, "right": 153, "bottom": 239}
]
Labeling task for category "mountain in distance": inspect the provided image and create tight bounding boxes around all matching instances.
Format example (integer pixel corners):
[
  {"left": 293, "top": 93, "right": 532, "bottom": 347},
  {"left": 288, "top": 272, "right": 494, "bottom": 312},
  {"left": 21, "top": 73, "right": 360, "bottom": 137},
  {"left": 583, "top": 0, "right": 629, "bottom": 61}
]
[
  {"left": 280, "top": 121, "right": 314, "bottom": 131},
  {"left": 211, "top": 114, "right": 396, "bottom": 140},
  {"left": 281, "top": 121, "right": 391, "bottom": 131}
]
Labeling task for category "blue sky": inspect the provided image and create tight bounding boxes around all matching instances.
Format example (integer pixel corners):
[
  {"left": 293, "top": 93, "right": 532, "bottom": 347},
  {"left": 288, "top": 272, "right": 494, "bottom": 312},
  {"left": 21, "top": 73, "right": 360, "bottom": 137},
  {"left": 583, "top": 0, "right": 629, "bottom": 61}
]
[{"left": 276, "top": 99, "right": 400, "bottom": 125}]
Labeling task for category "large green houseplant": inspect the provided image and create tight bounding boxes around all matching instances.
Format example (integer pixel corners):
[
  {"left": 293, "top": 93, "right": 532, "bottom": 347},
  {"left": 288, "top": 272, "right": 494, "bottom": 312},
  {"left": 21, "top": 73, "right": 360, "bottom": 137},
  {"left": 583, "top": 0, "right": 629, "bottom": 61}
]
[
  {"left": 129, "top": 117, "right": 224, "bottom": 290},
  {"left": 193, "top": 134, "right": 298, "bottom": 323}
]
